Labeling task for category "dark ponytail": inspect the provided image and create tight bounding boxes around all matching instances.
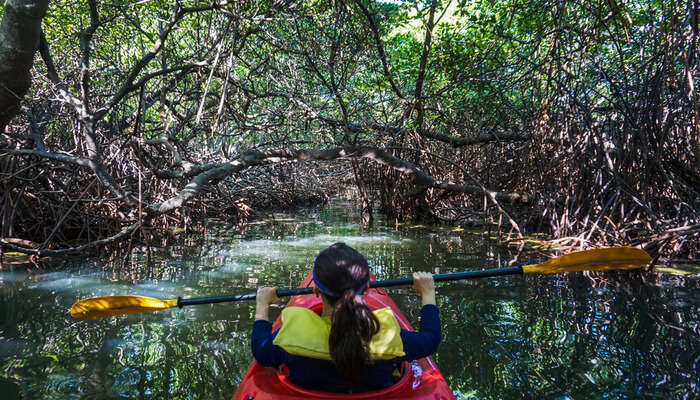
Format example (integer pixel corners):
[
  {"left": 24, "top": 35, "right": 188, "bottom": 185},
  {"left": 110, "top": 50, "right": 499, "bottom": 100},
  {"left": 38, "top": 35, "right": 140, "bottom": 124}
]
[
  {"left": 329, "top": 288, "right": 379, "bottom": 379},
  {"left": 314, "top": 243, "right": 380, "bottom": 380}
]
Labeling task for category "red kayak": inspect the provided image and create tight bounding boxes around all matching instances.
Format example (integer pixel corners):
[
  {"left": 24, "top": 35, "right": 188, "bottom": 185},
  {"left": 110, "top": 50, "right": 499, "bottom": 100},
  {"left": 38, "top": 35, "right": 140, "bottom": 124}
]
[{"left": 232, "top": 271, "right": 456, "bottom": 400}]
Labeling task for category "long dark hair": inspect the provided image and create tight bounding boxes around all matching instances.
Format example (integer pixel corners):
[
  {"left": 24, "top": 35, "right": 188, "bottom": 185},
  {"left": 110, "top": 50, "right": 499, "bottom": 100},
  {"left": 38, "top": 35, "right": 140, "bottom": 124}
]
[{"left": 314, "top": 242, "right": 380, "bottom": 380}]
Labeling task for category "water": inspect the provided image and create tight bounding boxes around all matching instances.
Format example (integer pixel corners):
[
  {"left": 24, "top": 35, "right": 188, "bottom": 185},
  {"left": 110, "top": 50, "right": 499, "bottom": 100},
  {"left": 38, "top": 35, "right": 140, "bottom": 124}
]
[{"left": 1, "top": 203, "right": 698, "bottom": 399}]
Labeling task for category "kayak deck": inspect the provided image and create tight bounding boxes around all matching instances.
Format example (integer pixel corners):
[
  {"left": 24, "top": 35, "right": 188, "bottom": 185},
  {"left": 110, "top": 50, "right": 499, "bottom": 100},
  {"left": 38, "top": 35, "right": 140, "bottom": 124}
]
[{"left": 232, "top": 272, "right": 455, "bottom": 400}]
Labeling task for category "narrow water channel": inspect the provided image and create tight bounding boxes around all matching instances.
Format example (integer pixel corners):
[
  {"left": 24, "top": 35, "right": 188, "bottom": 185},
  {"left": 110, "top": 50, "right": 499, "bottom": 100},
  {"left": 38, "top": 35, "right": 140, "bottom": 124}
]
[{"left": 1, "top": 203, "right": 698, "bottom": 399}]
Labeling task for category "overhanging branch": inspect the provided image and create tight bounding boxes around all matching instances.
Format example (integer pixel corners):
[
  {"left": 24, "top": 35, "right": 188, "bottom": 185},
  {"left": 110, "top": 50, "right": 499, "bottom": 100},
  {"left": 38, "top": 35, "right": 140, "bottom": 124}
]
[{"left": 150, "top": 145, "right": 531, "bottom": 215}]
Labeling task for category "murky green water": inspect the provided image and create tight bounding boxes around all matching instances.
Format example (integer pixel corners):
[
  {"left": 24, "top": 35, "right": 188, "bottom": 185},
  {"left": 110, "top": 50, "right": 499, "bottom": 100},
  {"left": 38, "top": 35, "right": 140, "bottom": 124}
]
[{"left": 1, "top": 203, "right": 698, "bottom": 399}]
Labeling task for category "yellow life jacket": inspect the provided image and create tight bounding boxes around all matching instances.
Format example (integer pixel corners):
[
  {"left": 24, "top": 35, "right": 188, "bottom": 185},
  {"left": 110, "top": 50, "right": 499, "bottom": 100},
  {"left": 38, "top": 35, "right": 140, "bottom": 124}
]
[{"left": 272, "top": 306, "right": 405, "bottom": 360}]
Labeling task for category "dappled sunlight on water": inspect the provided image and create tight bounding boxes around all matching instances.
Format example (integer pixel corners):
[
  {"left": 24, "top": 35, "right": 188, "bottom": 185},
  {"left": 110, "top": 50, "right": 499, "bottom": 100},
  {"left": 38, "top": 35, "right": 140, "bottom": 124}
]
[{"left": 1, "top": 204, "right": 698, "bottom": 399}]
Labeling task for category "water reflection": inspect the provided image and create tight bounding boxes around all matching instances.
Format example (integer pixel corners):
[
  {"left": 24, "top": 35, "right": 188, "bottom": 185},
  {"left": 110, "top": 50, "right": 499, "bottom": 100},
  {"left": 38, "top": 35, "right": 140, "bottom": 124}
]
[
  {"left": 1, "top": 204, "right": 698, "bottom": 399},
  {"left": 435, "top": 272, "right": 699, "bottom": 399}
]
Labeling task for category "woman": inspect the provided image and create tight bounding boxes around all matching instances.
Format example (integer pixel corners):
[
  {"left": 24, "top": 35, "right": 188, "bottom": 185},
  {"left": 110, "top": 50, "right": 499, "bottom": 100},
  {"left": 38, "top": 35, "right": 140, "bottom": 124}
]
[{"left": 251, "top": 242, "right": 441, "bottom": 392}]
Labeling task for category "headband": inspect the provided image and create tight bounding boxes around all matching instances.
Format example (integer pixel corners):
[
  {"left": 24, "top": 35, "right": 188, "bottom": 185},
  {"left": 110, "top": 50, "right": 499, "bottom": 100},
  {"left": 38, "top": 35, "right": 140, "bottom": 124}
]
[{"left": 312, "top": 255, "right": 368, "bottom": 297}]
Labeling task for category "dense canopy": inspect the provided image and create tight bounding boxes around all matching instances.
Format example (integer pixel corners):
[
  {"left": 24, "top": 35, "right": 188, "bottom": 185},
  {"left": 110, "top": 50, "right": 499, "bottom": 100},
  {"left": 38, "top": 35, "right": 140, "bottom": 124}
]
[{"left": 0, "top": 0, "right": 698, "bottom": 258}]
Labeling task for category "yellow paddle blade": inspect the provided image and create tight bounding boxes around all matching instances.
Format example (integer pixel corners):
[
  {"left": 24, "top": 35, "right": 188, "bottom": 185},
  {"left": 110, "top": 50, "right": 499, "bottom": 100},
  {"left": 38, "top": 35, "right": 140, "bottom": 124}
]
[
  {"left": 70, "top": 295, "right": 179, "bottom": 319},
  {"left": 523, "top": 246, "right": 651, "bottom": 275}
]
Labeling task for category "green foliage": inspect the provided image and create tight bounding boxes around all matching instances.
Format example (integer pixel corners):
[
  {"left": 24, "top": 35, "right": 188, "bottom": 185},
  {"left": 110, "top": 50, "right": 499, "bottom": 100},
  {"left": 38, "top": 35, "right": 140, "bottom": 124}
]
[
  {"left": 29, "top": 0, "right": 695, "bottom": 149},
  {"left": 2, "top": 0, "right": 696, "bottom": 254}
]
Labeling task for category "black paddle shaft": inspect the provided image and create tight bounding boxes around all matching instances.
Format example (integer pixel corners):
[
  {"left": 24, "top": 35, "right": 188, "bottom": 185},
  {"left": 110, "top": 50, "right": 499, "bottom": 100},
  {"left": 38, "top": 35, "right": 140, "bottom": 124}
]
[{"left": 176, "top": 266, "right": 523, "bottom": 308}]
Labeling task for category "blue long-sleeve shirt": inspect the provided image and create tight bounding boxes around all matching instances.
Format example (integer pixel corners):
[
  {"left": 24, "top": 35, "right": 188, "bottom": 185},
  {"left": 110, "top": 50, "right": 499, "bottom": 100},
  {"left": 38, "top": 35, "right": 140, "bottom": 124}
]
[{"left": 251, "top": 304, "right": 441, "bottom": 391}]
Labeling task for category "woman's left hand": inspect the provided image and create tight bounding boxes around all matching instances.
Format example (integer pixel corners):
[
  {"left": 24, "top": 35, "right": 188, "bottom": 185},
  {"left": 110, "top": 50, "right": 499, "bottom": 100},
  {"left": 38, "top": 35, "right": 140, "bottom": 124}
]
[
  {"left": 254, "top": 287, "right": 280, "bottom": 321},
  {"left": 256, "top": 287, "right": 281, "bottom": 307}
]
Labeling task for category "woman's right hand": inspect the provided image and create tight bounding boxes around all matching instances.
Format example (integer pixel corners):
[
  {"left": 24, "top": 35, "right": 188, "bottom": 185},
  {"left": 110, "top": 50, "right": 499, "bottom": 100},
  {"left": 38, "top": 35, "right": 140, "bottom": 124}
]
[{"left": 412, "top": 272, "right": 436, "bottom": 306}]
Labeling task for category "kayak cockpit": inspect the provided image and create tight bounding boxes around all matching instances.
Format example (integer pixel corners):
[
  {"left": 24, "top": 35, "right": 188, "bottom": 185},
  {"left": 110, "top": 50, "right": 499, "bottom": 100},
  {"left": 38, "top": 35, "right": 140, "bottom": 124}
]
[
  {"left": 273, "top": 361, "right": 413, "bottom": 399},
  {"left": 232, "top": 271, "right": 455, "bottom": 400}
]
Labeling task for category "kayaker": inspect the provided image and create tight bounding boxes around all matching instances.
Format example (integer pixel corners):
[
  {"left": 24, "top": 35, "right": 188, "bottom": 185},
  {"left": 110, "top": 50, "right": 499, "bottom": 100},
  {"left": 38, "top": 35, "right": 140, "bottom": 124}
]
[{"left": 251, "top": 242, "right": 441, "bottom": 392}]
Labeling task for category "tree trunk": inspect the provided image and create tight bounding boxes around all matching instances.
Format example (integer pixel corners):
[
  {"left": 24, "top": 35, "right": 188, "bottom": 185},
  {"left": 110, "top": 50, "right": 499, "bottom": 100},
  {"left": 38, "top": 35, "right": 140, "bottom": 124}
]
[{"left": 0, "top": 0, "right": 49, "bottom": 131}]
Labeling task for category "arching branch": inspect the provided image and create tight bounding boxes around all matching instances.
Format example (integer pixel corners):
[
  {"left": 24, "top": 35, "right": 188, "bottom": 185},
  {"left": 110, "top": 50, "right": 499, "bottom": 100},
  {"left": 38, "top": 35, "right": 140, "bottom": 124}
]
[{"left": 150, "top": 145, "right": 532, "bottom": 216}]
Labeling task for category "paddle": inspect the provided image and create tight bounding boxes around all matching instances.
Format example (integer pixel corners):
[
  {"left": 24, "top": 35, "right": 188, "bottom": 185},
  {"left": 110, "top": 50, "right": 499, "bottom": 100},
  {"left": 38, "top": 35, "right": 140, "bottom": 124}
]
[{"left": 70, "top": 246, "right": 650, "bottom": 320}]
